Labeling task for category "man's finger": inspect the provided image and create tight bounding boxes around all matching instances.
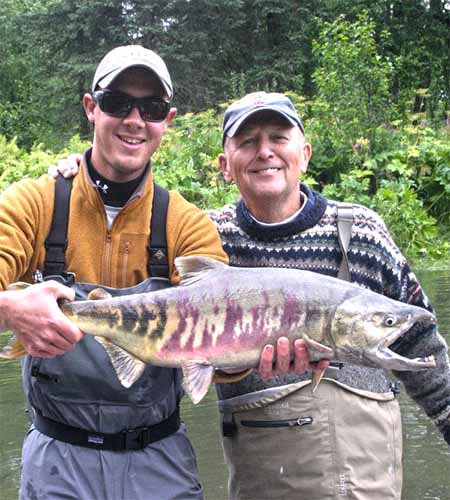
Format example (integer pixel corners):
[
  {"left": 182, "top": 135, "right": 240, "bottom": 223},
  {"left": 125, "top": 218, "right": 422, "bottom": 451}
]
[
  {"left": 294, "top": 338, "right": 310, "bottom": 373},
  {"left": 275, "top": 337, "right": 290, "bottom": 374},
  {"left": 258, "top": 345, "right": 275, "bottom": 380},
  {"left": 313, "top": 358, "right": 330, "bottom": 373}
]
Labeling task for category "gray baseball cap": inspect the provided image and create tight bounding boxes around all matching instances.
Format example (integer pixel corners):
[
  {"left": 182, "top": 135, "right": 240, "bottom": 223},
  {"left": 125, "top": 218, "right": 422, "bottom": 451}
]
[
  {"left": 222, "top": 91, "right": 304, "bottom": 144},
  {"left": 92, "top": 45, "right": 173, "bottom": 100}
]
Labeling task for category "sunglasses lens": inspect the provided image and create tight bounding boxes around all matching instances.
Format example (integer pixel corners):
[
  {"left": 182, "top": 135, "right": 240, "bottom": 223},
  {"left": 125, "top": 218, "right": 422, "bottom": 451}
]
[
  {"left": 139, "top": 99, "right": 170, "bottom": 121},
  {"left": 100, "top": 93, "right": 130, "bottom": 117},
  {"left": 94, "top": 91, "right": 169, "bottom": 122}
]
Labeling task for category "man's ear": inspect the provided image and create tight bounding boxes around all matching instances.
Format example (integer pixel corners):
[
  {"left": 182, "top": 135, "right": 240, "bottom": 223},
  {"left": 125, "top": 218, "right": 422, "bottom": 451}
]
[
  {"left": 300, "top": 142, "right": 312, "bottom": 174},
  {"left": 83, "top": 94, "right": 96, "bottom": 123},
  {"left": 164, "top": 108, "right": 177, "bottom": 129},
  {"left": 219, "top": 153, "right": 234, "bottom": 184}
]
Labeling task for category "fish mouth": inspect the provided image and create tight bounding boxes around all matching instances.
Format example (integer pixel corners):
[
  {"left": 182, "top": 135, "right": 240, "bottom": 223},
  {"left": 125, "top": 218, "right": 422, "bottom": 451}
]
[{"left": 369, "top": 312, "right": 437, "bottom": 371}]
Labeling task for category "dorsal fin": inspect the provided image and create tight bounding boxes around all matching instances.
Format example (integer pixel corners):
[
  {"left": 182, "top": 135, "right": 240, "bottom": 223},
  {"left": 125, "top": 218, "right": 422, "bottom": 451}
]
[{"left": 175, "top": 256, "right": 228, "bottom": 286}]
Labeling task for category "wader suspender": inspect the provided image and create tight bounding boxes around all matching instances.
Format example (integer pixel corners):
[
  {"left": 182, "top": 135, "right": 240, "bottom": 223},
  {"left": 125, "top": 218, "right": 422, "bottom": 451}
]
[
  {"left": 43, "top": 176, "right": 170, "bottom": 280},
  {"left": 34, "top": 176, "right": 179, "bottom": 451},
  {"left": 336, "top": 204, "right": 353, "bottom": 282},
  {"left": 43, "top": 176, "right": 73, "bottom": 280}
]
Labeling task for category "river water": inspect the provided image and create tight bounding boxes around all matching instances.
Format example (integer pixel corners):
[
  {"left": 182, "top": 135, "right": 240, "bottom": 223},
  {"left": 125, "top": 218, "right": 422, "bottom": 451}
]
[{"left": 0, "top": 270, "right": 449, "bottom": 499}]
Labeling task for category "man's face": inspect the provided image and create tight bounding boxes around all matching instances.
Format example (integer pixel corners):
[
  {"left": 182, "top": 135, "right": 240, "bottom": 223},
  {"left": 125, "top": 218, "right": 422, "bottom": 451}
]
[
  {"left": 219, "top": 111, "right": 311, "bottom": 222},
  {"left": 83, "top": 67, "right": 176, "bottom": 182}
]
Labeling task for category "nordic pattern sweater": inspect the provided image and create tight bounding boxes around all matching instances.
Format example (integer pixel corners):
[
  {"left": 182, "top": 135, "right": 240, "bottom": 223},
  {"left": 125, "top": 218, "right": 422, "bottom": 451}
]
[{"left": 209, "top": 184, "right": 450, "bottom": 445}]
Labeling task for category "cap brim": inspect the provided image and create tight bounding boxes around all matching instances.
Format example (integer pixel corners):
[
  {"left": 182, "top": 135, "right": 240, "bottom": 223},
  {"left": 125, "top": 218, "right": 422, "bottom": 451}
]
[
  {"left": 224, "top": 106, "right": 300, "bottom": 142},
  {"left": 95, "top": 64, "right": 173, "bottom": 100}
]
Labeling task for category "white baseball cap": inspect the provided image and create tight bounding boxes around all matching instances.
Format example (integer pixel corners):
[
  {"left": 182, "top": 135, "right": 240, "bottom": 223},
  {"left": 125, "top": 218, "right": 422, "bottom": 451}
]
[{"left": 92, "top": 45, "right": 173, "bottom": 100}]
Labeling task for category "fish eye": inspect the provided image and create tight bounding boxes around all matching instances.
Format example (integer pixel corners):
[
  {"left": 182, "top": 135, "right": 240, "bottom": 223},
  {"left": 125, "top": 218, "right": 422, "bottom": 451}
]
[{"left": 384, "top": 316, "right": 396, "bottom": 327}]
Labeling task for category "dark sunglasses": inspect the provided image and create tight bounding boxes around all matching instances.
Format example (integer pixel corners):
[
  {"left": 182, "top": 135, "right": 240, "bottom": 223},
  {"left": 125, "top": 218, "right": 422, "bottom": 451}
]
[{"left": 92, "top": 90, "right": 170, "bottom": 122}]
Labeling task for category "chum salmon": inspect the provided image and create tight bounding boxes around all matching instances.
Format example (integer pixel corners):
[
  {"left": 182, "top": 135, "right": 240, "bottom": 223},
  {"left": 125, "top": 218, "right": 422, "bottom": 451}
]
[{"left": 1, "top": 256, "right": 436, "bottom": 403}]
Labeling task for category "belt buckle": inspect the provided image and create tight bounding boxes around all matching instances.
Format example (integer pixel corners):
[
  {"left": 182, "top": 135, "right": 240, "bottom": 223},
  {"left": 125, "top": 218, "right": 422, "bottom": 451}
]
[{"left": 123, "top": 427, "right": 149, "bottom": 450}]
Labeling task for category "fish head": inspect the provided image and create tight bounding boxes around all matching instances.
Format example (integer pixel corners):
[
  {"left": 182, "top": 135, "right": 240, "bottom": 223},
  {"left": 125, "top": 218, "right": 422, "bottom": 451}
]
[{"left": 331, "top": 293, "right": 437, "bottom": 371}]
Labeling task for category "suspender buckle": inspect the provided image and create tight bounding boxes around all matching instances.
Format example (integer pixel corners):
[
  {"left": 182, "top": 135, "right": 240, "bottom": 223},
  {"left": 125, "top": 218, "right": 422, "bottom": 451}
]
[
  {"left": 43, "top": 271, "right": 76, "bottom": 288},
  {"left": 222, "top": 410, "right": 237, "bottom": 437}
]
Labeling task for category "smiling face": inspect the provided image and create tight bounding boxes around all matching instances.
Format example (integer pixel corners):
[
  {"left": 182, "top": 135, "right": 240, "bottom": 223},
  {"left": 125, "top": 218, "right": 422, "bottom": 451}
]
[
  {"left": 219, "top": 111, "right": 311, "bottom": 222},
  {"left": 83, "top": 67, "right": 176, "bottom": 182}
]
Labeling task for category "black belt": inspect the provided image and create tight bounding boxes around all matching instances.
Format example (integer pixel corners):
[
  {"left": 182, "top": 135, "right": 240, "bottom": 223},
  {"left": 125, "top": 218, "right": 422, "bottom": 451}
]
[{"left": 32, "top": 407, "right": 180, "bottom": 451}]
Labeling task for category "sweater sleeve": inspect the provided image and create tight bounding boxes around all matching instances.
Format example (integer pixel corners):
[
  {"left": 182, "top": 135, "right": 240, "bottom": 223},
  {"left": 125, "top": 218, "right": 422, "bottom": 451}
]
[
  {"left": 0, "top": 177, "right": 52, "bottom": 290},
  {"left": 355, "top": 206, "right": 450, "bottom": 445},
  {"left": 166, "top": 191, "right": 228, "bottom": 285},
  {"left": 391, "top": 262, "right": 450, "bottom": 446}
]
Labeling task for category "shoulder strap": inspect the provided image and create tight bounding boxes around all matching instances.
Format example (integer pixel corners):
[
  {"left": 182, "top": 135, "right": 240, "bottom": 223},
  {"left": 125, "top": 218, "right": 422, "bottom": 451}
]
[
  {"left": 336, "top": 204, "right": 353, "bottom": 282},
  {"left": 43, "top": 175, "right": 74, "bottom": 277},
  {"left": 44, "top": 178, "right": 169, "bottom": 280},
  {"left": 148, "top": 183, "right": 170, "bottom": 279}
]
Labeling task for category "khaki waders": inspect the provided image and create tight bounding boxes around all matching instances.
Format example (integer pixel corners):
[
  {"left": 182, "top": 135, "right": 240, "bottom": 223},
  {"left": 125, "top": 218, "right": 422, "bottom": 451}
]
[{"left": 219, "top": 379, "right": 402, "bottom": 500}]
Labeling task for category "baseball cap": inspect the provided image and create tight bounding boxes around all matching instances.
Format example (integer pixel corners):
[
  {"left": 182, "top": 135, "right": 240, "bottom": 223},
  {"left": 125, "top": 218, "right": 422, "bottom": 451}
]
[
  {"left": 92, "top": 45, "right": 173, "bottom": 100},
  {"left": 222, "top": 91, "right": 304, "bottom": 144}
]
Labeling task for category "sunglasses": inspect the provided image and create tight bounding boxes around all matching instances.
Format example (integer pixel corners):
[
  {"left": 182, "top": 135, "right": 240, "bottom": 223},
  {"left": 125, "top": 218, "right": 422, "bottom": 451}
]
[{"left": 92, "top": 90, "right": 170, "bottom": 122}]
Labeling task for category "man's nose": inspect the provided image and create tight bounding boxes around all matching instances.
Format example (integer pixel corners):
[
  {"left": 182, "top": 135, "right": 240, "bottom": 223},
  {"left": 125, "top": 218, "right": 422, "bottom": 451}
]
[
  {"left": 123, "top": 105, "right": 144, "bottom": 125},
  {"left": 256, "top": 139, "right": 274, "bottom": 159}
]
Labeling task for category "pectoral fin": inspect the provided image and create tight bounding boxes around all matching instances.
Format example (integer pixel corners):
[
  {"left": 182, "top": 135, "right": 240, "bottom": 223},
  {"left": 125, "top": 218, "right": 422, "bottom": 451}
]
[
  {"left": 95, "top": 336, "right": 146, "bottom": 388},
  {"left": 311, "top": 367, "right": 327, "bottom": 393},
  {"left": 182, "top": 361, "right": 215, "bottom": 404},
  {"left": 302, "top": 334, "right": 334, "bottom": 358}
]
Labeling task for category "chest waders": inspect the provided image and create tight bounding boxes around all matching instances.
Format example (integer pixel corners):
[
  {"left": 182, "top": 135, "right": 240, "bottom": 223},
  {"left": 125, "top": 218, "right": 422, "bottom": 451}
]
[
  {"left": 22, "top": 176, "right": 183, "bottom": 450},
  {"left": 219, "top": 204, "right": 403, "bottom": 500}
]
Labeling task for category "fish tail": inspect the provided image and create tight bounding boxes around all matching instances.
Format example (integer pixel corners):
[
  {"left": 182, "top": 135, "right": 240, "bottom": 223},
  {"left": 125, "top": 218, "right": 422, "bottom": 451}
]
[{"left": 0, "top": 335, "right": 27, "bottom": 359}]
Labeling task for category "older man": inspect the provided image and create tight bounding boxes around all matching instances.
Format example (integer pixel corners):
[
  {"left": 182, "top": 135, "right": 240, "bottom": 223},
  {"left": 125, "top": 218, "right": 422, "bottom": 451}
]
[{"left": 209, "top": 91, "right": 450, "bottom": 500}]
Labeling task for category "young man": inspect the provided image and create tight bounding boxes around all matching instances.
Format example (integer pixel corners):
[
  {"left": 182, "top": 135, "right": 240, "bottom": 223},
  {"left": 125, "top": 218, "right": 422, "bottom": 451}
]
[
  {"left": 0, "top": 45, "right": 230, "bottom": 499},
  {"left": 209, "top": 92, "right": 450, "bottom": 500}
]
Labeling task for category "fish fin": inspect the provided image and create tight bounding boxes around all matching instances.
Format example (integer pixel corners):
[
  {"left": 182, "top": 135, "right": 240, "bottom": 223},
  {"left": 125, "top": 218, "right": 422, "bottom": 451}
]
[
  {"left": 311, "top": 367, "right": 326, "bottom": 393},
  {"left": 175, "top": 256, "right": 228, "bottom": 286},
  {"left": 95, "top": 336, "right": 146, "bottom": 388},
  {"left": 0, "top": 335, "right": 27, "bottom": 359},
  {"left": 302, "top": 333, "right": 334, "bottom": 360},
  {"left": 87, "top": 288, "right": 113, "bottom": 300},
  {"left": 182, "top": 360, "right": 215, "bottom": 404},
  {"left": 6, "top": 281, "right": 31, "bottom": 291}
]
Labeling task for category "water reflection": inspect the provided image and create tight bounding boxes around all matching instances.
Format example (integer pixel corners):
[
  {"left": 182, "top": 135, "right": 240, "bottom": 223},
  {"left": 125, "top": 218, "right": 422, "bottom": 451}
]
[{"left": 0, "top": 270, "right": 449, "bottom": 500}]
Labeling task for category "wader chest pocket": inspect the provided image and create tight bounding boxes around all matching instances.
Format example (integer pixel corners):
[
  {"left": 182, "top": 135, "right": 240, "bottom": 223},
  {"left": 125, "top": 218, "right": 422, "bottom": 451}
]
[{"left": 240, "top": 416, "right": 313, "bottom": 428}]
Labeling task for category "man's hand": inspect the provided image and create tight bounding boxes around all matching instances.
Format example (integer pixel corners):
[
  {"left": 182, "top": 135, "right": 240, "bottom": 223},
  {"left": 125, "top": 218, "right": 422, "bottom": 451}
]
[
  {"left": 0, "top": 281, "right": 84, "bottom": 357},
  {"left": 48, "top": 153, "right": 82, "bottom": 179},
  {"left": 257, "top": 337, "right": 330, "bottom": 380}
]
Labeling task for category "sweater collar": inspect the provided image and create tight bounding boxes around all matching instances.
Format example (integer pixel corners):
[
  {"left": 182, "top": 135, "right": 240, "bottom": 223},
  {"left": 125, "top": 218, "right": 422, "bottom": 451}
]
[{"left": 236, "top": 184, "right": 327, "bottom": 240}]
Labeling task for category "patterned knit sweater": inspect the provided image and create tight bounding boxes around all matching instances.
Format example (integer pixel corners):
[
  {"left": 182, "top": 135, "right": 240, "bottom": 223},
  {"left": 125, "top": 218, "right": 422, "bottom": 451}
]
[{"left": 209, "top": 184, "right": 450, "bottom": 445}]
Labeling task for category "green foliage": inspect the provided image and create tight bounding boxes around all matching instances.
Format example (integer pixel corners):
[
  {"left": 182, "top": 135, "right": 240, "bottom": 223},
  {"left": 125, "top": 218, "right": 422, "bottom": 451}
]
[
  {"left": 153, "top": 108, "right": 239, "bottom": 208},
  {"left": 311, "top": 12, "right": 394, "bottom": 186},
  {"left": 0, "top": 6, "right": 448, "bottom": 266},
  {"left": 0, "top": 135, "right": 90, "bottom": 192}
]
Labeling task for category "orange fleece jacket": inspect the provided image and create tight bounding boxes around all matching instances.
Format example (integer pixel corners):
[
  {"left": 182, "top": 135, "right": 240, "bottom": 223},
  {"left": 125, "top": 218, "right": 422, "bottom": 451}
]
[{"left": 0, "top": 158, "right": 228, "bottom": 290}]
